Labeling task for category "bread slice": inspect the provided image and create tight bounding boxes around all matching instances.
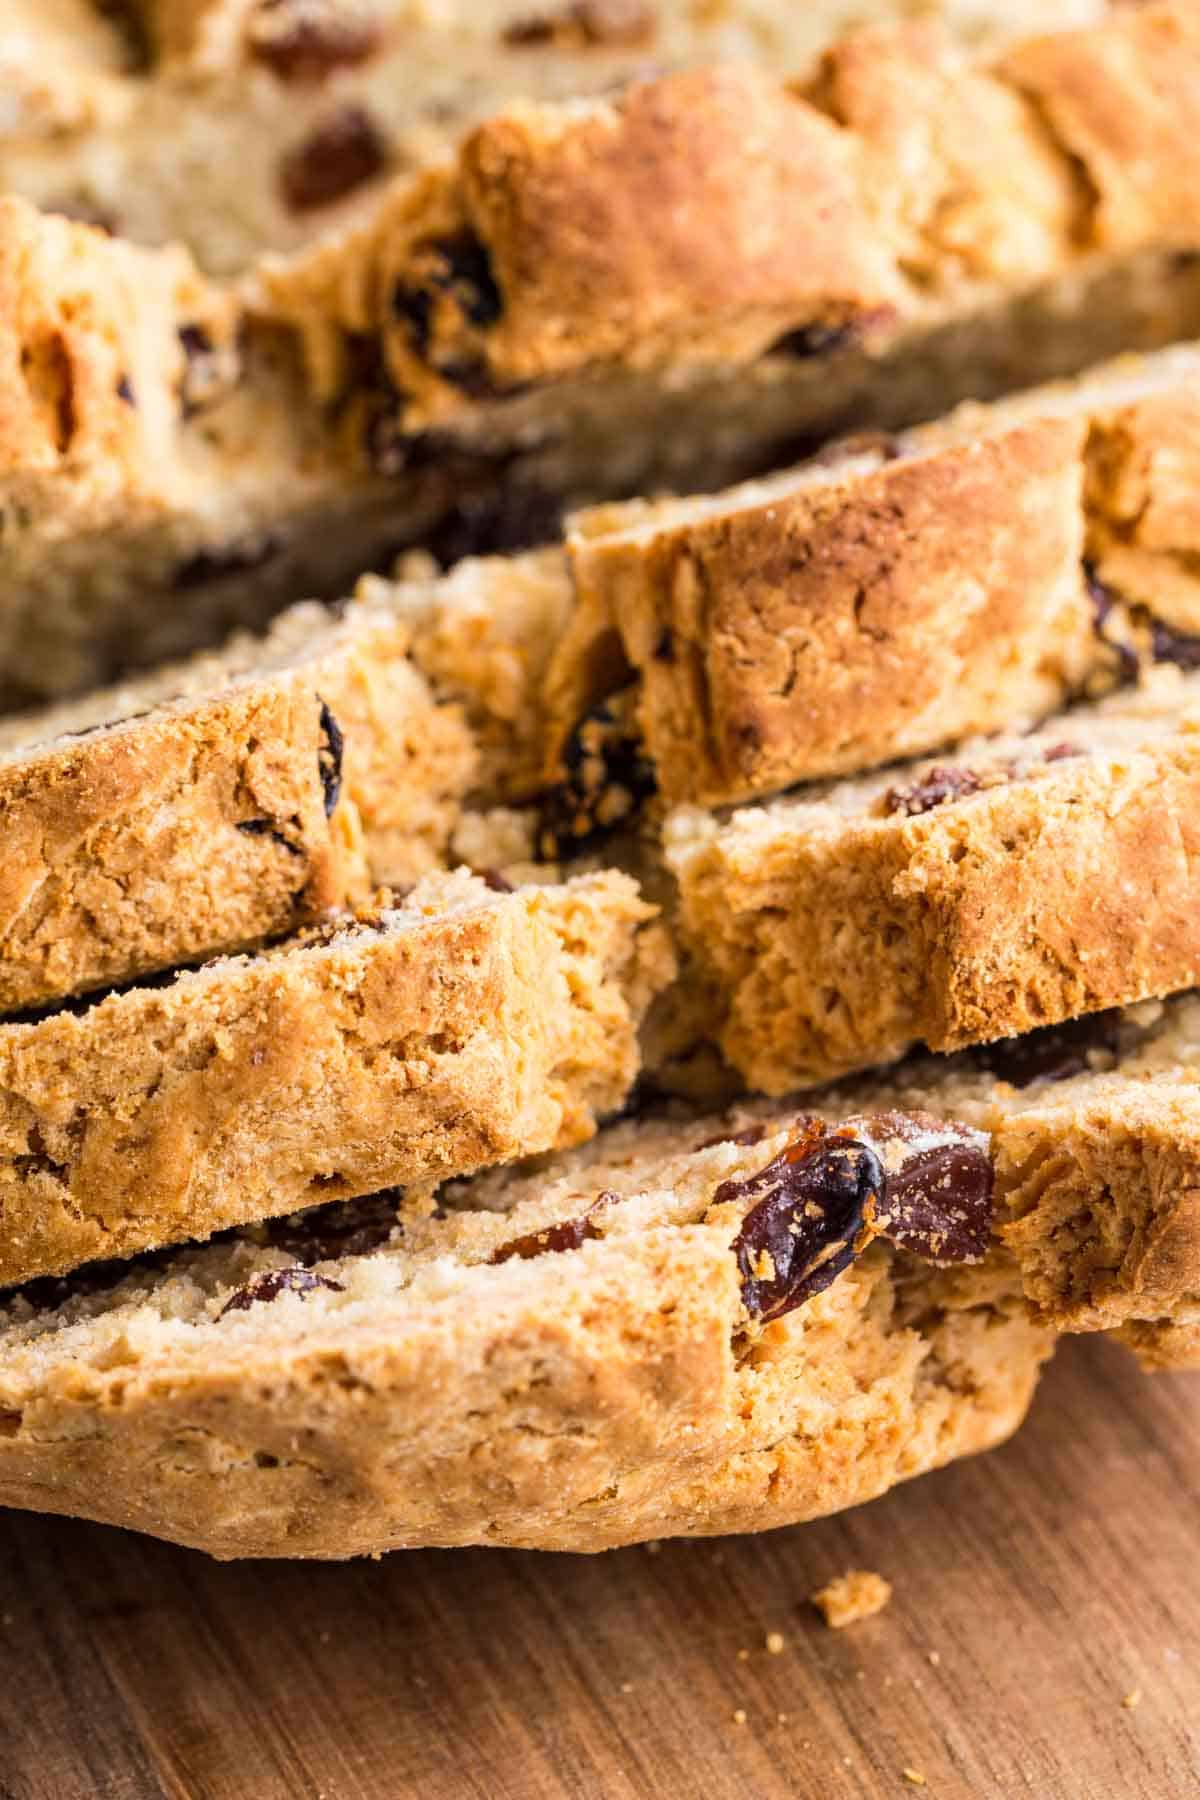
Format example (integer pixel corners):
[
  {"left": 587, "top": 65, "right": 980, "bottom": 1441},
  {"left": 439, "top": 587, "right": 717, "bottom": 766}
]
[
  {"left": 665, "top": 667, "right": 1200, "bottom": 1091},
  {"left": 559, "top": 345, "right": 1200, "bottom": 808},
  {"left": 10, "top": 7, "right": 1200, "bottom": 702},
  {"left": 0, "top": 868, "right": 670, "bottom": 1287},
  {"left": 0, "top": 1103, "right": 1051, "bottom": 1557},
  {"left": 0, "top": 0, "right": 1112, "bottom": 274},
  {"left": 0, "top": 549, "right": 570, "bottom": 1011}
]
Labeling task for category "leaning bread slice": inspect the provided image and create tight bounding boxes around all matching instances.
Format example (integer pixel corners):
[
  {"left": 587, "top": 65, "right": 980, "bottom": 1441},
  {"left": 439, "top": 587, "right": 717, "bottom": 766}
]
[
  {"left": 0, "top": 549, "right": 569, "bottom": 1013},
  {"left": 11, "top": 8, "right": 1200, "bottom": 702},
  {"left": 558, "top": 344, "right": 1200, "bottom": 808},
  {"left": 0, "top": 868, "right": 669, "bottom": 1287},
  {"left": 0, "top": 1102, "right": 1051, "bottom": 1557},
  {"left": 666, "top": 667, "right": 1200, "bottom": 1092}
]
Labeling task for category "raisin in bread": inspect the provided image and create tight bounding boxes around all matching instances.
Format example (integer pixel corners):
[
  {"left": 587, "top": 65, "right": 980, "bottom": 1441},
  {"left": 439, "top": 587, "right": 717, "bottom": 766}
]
[
  {"left": 11, "top": 9, "right": 1200, "bottom": 703},
  {"left": 810, "top": 995, "right": 1200, "bottom": 1353},
  {"left": 0, "top": 549, "right": 570, "bottom": 1011},
  {"left": 0, "top": 1, "right": 1115, "bottom": 274},
  {"left": 0, "top": 868, "right": 670, "bottom": 1287},
  {"left": 556, "top": 344, "right": 1200, "bottom": 807},
  {"left": 0, "top": 1102, "right": 1050, "bottom": 1557},
  {"left": 664, "top": 666, "right": 1200, "bottom": 1090}
]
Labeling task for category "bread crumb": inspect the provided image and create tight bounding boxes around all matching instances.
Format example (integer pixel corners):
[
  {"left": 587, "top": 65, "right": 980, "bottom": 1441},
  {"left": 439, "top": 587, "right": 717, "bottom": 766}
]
[
  {"left": 1123, "top": 1689, "right": 1142, "bottom": 1710},
  {"left": 737, "top": 1648, "right": 751, "bottom": 1662},
  {"left": 927, "top": 1650, "right": 941, "bottom": 1667},
  {"left": 732, "top": 1709, "right": 747, "bottom": 1726},
  {"left": 903, "top": 1771, "right": 927, "bottom": 1788},
  {"left": 765, "top": 1631, "right": 787, "bottom": 1655},
  {"left": 811, "top": 1570, "right": 893, "bottom": 1628},
  {"left": 645, "top": 1540, "right": 662, "bottom": 1555},
  {"left": 777, "top": 1712, "right": 789, "bottom": 1724},
  {"left": 621, "top": 1682, "right": 633, "bottom": 1694}
]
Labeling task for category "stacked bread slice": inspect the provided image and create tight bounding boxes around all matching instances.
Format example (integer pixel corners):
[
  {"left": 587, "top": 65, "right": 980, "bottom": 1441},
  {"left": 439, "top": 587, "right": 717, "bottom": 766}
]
[
  {"left": 1, "top": 2, "right": 1199, "bottom": 1559},
  {"left": 7, "top": 4, "right": 1200, "bottom": 706}
]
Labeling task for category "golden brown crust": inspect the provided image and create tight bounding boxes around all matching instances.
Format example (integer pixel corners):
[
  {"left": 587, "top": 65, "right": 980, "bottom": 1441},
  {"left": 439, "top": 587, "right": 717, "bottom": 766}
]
[
  {"left": 568, "top": 413, "right": 1091, "bottom": 805},
  {"left": 0, "top": 870, "right": 667, "bottom": 1286},
  {"left": 0, "top": 545, "right": 575, "bottom": 1015},
  {"left": 0, "top": 683, "right": 365, "bottom": 1015}
]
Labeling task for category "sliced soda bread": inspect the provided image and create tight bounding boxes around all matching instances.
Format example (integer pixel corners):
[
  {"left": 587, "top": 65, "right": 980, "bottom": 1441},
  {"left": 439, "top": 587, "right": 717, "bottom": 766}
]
[
  {"left": 0, "top": 1, "right": 1115, "bottom": 273},
  {"left": 0, "top": 1102, "right": 1050, "bottom": 1557},
  {"left": 9, "top": 8, "right": 1200, "bottom": 700},
  {"left": 0, "top": 868, "right": 670, "bottom": 1286}
]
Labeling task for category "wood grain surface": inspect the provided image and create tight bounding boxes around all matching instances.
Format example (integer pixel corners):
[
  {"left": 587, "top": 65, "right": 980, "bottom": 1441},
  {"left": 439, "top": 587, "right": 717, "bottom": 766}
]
[{"left": 0, "top": 1334, "right": 1196, "bottom": 1800}]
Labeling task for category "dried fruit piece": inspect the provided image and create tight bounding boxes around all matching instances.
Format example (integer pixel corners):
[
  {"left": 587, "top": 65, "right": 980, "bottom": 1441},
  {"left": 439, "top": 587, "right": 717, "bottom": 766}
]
[
  {"left": 503, "top": 0, "right": 656, "bottom": 47},
  {"left": 1151, "top": 618, "right": 1200, "bottom": 671},
  {"left": 976, "top": 1009, "right": 1123, "bottom": 1087},
  {"left": 173, "top": 534, "right": 280, "bottom": 590},
  {"left": 279, "top": 107, "right": 388, "bottom": 212},
  {"left": 490, "top": 1195, "right": 614, "bottom": 1264},
  {"left": 263, "top": 1190, "right": 402, "bottom": 1264},
  {"left": 317, "top": 700, "right": 343, "bottom": 816},
  {"left": 537, "top": 686, "right": 656, "bottom": 856},
  {"left": 247, "top": 0, "right": 382, "bottom": 82},
  {"left": 723, "top": 1122, "right": 882, "bottom": 1322},
  {"left": 884, "top": 765, "right": 985, "bottom": 817},
  {"left": 724, "top": 1115, "right": 993, "bottom": 1323},
  {"left": 852, "top": 1115, "right": 992, "bottom": 1264},
  {"left": 219, "top": 1266, "right": 344, "bottom": 1316},
  {"left": 882, "top": 744, "right": 1086, "bottom": 818}
]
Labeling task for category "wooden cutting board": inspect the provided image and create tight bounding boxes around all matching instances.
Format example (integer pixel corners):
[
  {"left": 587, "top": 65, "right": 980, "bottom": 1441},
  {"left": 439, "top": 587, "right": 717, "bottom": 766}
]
[{"left": 1, "top": 1334, "right": 1197, "bottom": 1800}]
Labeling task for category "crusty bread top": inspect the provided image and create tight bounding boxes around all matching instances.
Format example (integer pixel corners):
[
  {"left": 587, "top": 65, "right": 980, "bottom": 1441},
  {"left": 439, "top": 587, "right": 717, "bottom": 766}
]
[{"left": 255, "top": 5, "right": 1200, "bottom": 429}]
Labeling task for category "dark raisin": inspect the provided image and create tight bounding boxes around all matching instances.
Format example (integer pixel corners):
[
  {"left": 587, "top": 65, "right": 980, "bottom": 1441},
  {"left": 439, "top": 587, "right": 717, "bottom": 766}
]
[
  {"left": 1150, "top": 618, "right": 1200, "bottom": 671},
  {"left": 219, "top": 1266, "right": 345, "bottom": 1316},
  {"left": 1084, "top": 563, "right": 1141, "bottom": 683},
  {"left": 177, "top": 323, "right": 227, "bottom": 417},
  {"left": 14, "top": 1124, "right": 68, "bottom": 1184},
  {"left": 770, "top": 322, "right": 857, "bottom": 360},
  {"left": 236, "top": 818, "right": 305, "bottom": 856},
  {"left": 724, "top": 1125, "right": 881, "bottom": 1322},
  {"left": 435, "top": 234, "right": 502, "bottom": 330},
  {"left": 264, "top": 1189, "right": 403, "bottom": 1264},
  {"left": 279, "top": 107, "right": 388, "bottom": 213},
  {"left": 723, "top": 1115, "right": 993, "bottom": 1322},
  {"left": 537, "top": 686, "right": 656, "bottom": 858},
  {"left": 974, "top": 1009, "right": 1123, "bottom": 1088},
  {"left": 424, "top": 485, "right": 564, "bottom": 567},
  {"left": 317, "top": 700, "right": 343, "bottom": 817},
  {"left": 883, "top": 765, "right": 984, "bottom": 817},
  {"left": 247, "top": 1, "right": 382, "bottom": 82},
  {"left": 503, "top": 0, "right": 655, "bottom": 45},
  {"left": 860, "top": 1120, "right": 992, "bottom": 1264},
  {"left": 653, "top": 629, "right": 675, "bottom": 661},
  {"left": 116, "top": 374, "right": 135, "bottom": 406},
  {"left": 490, "top": 1195, "right": 614, "bottom": 1263},
  {"left": 696, "top": 1122, "right": 768, "bottom": 1150},
  {"left": 173, "top": 534, "right": 280, "bottom": 590},
  {"left": 391, "top": 232, "right": 503, "bottom": 373}
]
